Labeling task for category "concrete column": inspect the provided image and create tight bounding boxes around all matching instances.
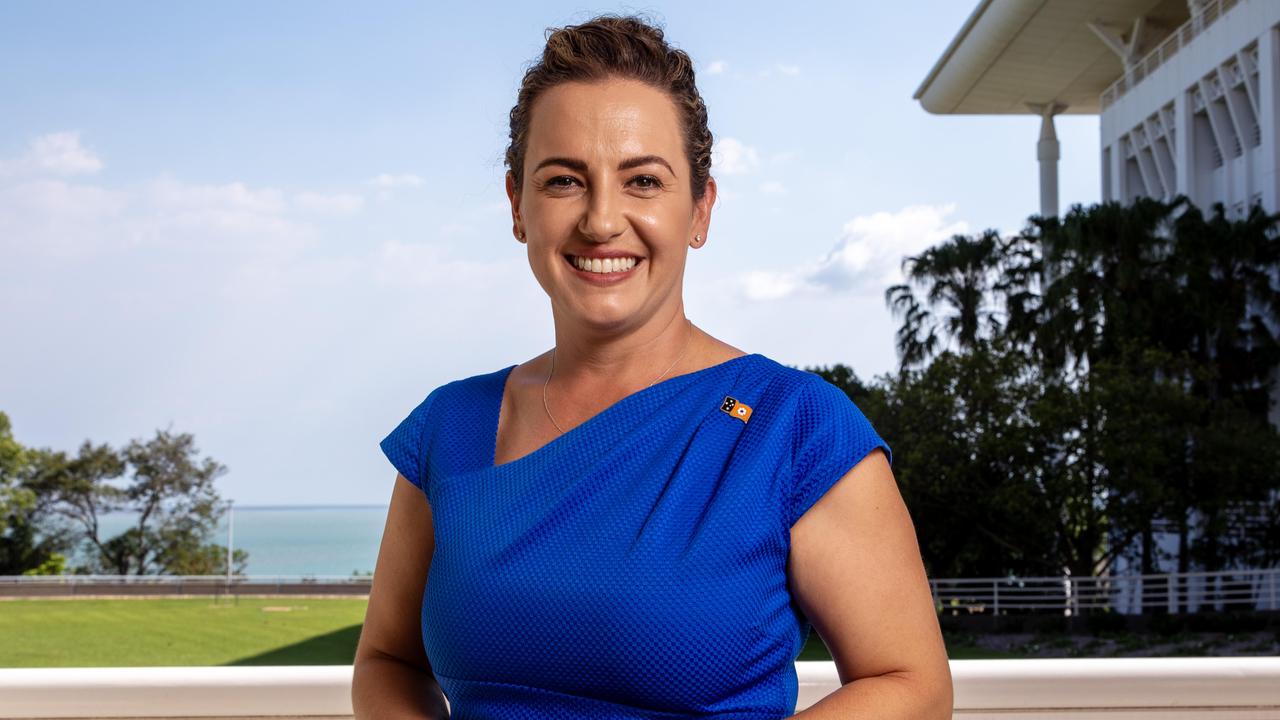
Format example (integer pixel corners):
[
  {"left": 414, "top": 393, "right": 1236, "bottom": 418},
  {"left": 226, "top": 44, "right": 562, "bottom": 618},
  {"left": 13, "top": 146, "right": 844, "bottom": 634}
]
[
  {"left": 1259, "top": 27, "right": 1279, "bottom": 212},
  {"left": 1175, "top": 90, "right": 1195, "bottom": 204},
  {"left": 1110, "top": 140, "right": 1125, "bottom": 202},
  {"left": 1034, "top": 104, "right": 1065, "bottom": 218}
]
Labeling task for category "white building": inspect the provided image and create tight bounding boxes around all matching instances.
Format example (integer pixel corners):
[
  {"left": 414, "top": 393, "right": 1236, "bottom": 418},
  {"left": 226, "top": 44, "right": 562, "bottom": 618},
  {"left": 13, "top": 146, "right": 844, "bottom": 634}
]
[
  {"left": 915, "top": 0, "right": 1278, "bottom": 221},
  {"left": 915, "top": 0, "right": 1280, "bottom": 592}
]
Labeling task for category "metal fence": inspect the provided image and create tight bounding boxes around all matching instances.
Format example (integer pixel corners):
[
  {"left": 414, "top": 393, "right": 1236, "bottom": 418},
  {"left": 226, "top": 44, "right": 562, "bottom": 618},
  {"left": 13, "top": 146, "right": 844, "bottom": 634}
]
[
  {"left": 4, "top": 567, "right": 1279, "bottom": 613},
  {"left": 932, "top": 567, "right": 1280, "bottom": 615},
  {"left": 1099, "top": 0, "right": 1241, "bottom": 110},
  {"left": 0, "top": 574, "right": 371, "bottom": 597}
]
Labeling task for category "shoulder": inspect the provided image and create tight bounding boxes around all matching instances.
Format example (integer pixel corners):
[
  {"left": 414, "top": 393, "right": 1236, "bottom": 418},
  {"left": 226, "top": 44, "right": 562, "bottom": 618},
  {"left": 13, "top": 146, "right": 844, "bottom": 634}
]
[
  {"left": 746, "top": 355, "right": 887, "bottom": 457},
  {"left": 399, "top": 363, "right": 514, "bottom": 422},
  {"left": 746, "top": 354, "right": 846, "bottom": 409}
]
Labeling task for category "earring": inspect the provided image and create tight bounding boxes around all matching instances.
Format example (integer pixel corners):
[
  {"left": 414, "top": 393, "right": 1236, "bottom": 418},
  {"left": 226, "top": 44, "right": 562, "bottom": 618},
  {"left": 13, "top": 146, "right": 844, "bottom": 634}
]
[
  {"left": 518, "top": 231, "right": 526, "bottom": 242},
  {"left": 693, "top": 233, "right": 703, "bottom": 246}
]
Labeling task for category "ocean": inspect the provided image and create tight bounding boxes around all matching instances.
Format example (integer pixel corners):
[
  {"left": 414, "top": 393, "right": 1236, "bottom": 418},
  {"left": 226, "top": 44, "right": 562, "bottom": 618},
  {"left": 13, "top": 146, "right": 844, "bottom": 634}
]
[{"left": 68, "top": 505, "right": 390, "bottom": 577}]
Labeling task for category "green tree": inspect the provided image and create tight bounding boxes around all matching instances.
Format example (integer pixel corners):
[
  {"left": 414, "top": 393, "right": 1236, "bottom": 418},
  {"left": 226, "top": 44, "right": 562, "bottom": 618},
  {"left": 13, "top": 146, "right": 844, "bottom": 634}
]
[
  {"left": 48, "top": 427, "right": 237, "bottom": 575},
  {"left": 881, "top": 198, "right": 1280, "bottom": 584},
  {"left": 0, "top": 411, "right": 35, "bottom": 537},
  {"left": 0, "top": 413, "right": 80, "bottom": 575},
  {"left": 884, "top": 229, "right": 1007, "bottom": 369}
]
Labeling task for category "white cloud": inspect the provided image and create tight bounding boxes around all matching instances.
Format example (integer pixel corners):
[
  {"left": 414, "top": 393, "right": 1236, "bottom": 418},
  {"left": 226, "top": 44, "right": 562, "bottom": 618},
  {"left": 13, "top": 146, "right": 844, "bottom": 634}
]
[
  {"left": 739, "top": 203, "right": 969, "bottom": 300},
  {"left": 293, "top": 191, "right": 364, "bottom": 215},
  {"left": 756, "top": 63, "right": 801, "bottom": 79},
  {"left": 738, "top": 269, "right": 803, "bottom": 301},
  {"left": 128, "top": 176, "right": 308, "bottom": 252},
  {"left": 148, "top": 177, "right": 286, "bottom": 215},
  {"left": 711, "top": 137, "right": 759, "bottom": 176},
  {"left": 0, "top": 131, "right": 104, "bottom": 178},
  {"left": 30, "top": 131, "right": 103, "bottom": 175},
  {"left": 705, "top": 60, "right": 727, "bottom": 75},
  {"left": 367, "top": 173, "right": 424, "bottom": 189}
]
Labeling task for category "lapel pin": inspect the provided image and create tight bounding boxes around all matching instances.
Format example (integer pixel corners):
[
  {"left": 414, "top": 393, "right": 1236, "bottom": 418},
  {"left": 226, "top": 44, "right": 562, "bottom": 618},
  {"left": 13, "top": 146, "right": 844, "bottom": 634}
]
[{"left": 720, "top": 395, "right": 753, "bottom": 423}]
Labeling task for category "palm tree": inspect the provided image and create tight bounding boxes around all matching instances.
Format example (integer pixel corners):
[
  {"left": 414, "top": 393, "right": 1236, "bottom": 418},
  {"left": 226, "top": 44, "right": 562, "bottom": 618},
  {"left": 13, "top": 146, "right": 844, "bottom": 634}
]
[{"left": 884, "top": 229, "right": 1006, "bottom": 370}]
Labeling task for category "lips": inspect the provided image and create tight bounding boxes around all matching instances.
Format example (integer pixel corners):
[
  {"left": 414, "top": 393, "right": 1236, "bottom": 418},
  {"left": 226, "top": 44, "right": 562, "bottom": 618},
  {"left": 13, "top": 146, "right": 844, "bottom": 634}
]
[{"left": 561, "top": 253, "right": 643, "bottom": 281}]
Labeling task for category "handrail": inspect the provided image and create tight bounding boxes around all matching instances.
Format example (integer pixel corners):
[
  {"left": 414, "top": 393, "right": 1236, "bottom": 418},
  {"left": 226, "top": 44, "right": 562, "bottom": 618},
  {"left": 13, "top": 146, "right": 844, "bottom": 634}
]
[
  {"left": 1099, "top": 0, "right": 1240, "bottom": 110},
  {"left": 5, "top": 567, "right": 1278, "bottom": 614}
]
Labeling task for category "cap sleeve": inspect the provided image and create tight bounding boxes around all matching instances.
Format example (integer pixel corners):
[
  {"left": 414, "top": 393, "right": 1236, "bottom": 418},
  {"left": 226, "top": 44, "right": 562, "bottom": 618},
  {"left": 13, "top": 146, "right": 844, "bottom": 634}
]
[
  {"left": 788, "top": 377, "right": 893, "bottom": 528},
  {"left": 379, "top": 387, "right": 441, "bottom": 495}
]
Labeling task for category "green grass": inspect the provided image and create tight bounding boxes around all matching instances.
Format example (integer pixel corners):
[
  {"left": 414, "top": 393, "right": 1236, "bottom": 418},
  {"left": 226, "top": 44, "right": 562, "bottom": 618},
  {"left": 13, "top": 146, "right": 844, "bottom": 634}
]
[
  {"left": 0, "top": 597, "right": 367, "bottom": 667},
  {"left": 0, "top": 597, "right": 1029, "bottom": 667}
]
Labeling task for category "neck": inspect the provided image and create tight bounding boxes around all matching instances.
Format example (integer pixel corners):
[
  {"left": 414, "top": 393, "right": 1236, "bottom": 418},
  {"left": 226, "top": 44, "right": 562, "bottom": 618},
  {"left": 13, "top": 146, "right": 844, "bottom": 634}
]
[{"left": 548, "top": 308, "right": 697, "bottom": 387}]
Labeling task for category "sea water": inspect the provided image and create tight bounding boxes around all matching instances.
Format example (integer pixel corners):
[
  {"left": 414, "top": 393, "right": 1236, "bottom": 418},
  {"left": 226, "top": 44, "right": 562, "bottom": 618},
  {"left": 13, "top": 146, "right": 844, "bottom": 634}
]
[{"left": 67, "top": 505, "right": 390, "bottom": 577}]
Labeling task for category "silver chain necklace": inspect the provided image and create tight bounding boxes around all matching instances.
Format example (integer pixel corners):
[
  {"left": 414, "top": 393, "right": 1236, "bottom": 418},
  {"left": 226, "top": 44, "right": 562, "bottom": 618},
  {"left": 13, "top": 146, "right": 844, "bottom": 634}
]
[{"left": 543, "top": 318, "right": 694, "bottom": 435}]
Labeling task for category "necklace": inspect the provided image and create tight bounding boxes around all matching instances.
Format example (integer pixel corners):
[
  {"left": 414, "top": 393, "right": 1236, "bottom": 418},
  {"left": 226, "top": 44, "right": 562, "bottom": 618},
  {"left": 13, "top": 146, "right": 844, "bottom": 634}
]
[{"left": 542, "top": 318, "right": 694, "bottom": 435}]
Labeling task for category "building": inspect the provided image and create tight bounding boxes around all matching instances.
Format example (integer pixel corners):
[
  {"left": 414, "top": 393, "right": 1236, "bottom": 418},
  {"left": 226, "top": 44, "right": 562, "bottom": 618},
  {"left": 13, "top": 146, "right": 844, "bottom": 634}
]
[
  {"left": 915, "top": 0, "right": 1280, "bottom": 588},
  {"left": 915, "top": 0, "right": 1278, "bottom": 221}
]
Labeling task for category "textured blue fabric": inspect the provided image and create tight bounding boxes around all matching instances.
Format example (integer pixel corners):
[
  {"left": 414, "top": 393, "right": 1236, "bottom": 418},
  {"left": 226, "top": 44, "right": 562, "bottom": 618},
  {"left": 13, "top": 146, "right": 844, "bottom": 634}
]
[{"left": 380, "top": 352, "right": 892, "bottom": 719}]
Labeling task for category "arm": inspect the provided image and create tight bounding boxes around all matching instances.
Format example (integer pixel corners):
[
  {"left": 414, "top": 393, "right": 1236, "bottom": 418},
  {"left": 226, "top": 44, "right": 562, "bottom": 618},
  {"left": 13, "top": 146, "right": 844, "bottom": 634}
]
[
  {"left": 352, "top": 473, "right": 451, "bottom": 720},
  {"left": 786, "top": 449, "right": 954, "bottom": 720}
]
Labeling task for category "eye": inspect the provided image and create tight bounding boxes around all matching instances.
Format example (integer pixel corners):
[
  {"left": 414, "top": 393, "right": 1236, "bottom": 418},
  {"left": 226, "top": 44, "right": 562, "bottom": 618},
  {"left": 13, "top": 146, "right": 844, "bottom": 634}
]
[
  {"left": 545, "top": 176, "right": 579, "bottom": 189},
  {"left": 632, "top": 175, "right": 663, "bottom": 190}
]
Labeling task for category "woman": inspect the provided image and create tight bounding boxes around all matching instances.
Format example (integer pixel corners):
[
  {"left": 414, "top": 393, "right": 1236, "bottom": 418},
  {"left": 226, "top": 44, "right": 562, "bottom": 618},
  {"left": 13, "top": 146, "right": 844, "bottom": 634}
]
[{"left": 353, "top": 14, "right": 951, "bottom": 720}]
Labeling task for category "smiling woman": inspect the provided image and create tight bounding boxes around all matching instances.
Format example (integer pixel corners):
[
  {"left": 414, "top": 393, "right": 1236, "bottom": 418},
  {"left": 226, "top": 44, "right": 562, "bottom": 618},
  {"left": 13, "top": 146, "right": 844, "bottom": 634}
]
[{"left": 353, "top": 12, "right": 952, "bottom": 720}]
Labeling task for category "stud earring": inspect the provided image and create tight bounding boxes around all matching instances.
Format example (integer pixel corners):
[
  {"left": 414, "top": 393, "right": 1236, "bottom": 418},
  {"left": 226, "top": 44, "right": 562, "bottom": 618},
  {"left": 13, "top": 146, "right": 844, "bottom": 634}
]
[{"left": 693, "top": 234, "right": 703, "bottom": 245}]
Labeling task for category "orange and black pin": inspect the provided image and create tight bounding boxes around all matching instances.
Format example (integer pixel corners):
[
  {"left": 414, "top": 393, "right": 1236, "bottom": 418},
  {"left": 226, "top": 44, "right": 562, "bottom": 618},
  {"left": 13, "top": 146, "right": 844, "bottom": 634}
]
[{"left": 720, "top": 395, "right": 753, "bottom": 423}]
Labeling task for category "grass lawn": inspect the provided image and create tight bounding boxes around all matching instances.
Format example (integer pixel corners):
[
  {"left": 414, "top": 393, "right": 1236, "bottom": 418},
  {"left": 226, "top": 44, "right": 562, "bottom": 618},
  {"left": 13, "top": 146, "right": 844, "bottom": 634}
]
[
  {"left": 0, "top": 597, "right": 367, "bottom": 667},
  {"left": 0, "top": 597, "right": 1015, "bottom": 667}
]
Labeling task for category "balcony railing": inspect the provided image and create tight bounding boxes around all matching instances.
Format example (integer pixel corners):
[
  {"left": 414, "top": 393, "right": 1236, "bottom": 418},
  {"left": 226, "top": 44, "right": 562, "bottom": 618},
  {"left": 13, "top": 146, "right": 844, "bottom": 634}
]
[
  {"left": 933, "top": 566, "right": 1280, "bottom": 615},
  {"left": 0, "top": 574, "right": 371, "bottom": 597},
  {"left": 7, "top": 567, "right": 1279, "bottom": 614},
  {"left": 1100, "top": 0, "right": 1240, "bottom": 110},
  {"left": 1, "top": 659, "right": 1278, "bottom": 719}
]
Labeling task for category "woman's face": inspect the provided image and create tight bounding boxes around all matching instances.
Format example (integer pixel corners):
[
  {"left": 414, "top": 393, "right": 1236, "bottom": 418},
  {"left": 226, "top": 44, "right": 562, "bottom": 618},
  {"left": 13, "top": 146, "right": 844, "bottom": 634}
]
[{"left": 506, "top": 77, "right": 715, "bottom": 335}]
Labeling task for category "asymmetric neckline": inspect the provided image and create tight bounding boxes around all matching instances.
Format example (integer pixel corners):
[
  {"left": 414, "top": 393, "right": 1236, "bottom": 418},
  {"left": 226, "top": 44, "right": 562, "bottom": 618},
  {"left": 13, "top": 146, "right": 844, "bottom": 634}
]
[{"left": 487, "top": 352, "right": 763, "bottom": 471}]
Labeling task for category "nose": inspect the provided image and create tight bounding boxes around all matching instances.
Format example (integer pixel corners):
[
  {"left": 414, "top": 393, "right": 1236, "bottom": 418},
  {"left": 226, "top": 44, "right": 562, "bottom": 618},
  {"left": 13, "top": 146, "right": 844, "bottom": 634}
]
[{"left": 577, "top": 179, "right": 626, "bottom": 243}]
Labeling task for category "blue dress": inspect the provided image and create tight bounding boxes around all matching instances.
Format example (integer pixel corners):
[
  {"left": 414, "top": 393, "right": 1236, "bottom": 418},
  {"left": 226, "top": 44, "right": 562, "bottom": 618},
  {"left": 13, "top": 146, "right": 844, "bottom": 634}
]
[{"left": 380, "top": 352, "right": 892, "bottom": 719}]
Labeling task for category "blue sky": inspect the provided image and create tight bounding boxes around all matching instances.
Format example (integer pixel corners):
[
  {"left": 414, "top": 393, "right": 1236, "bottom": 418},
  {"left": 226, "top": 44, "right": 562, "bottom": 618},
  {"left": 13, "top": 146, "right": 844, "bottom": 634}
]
[{"left": 0, "top": 1, "right": 1102, "bottom": 504}]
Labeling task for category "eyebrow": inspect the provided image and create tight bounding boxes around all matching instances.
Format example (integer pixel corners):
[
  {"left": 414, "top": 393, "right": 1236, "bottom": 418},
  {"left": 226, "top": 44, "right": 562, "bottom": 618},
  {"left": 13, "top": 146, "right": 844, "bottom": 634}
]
[{"left": 533, "top": 155, "right": 676, "bottom": 177}]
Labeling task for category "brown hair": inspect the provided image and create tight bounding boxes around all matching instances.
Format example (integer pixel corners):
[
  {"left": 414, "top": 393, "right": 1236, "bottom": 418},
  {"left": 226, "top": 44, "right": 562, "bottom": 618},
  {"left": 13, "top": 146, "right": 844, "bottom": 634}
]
[{"left": 504, "top": 13, "right": 714, "bottom": 203}]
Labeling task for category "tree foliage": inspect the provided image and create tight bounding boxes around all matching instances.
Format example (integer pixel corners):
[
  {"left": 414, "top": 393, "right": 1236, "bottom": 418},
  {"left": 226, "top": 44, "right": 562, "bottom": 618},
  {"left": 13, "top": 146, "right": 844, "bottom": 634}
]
[
  {"left": 0, "top": 416, "right": 245, "bottom": 576},
  {"left": 825, "top": 196, "right": 1280, "bottom": 582}
]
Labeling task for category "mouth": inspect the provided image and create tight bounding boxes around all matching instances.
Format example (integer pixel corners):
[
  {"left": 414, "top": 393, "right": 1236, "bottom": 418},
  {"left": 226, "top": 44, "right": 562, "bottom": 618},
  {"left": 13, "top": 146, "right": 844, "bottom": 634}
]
[{"left": 562, "top": 253, "right": 644, "bottom": 278}]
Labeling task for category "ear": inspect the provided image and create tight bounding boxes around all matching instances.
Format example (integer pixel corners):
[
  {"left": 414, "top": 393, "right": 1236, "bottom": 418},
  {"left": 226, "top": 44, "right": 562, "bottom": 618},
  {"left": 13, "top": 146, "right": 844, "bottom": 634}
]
[
  {"left": 505, "top": 171, "right": 524, "bottom": 241},
  {"left": 691, "top": 175, "right": 717, "bottom": 247}
]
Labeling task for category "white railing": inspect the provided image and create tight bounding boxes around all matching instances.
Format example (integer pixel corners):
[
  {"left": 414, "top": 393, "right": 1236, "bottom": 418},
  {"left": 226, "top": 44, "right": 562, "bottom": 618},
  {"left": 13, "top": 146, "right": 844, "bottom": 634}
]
[
  {"left": 1100, "top": 0, "right": 1240, "bottom": 110},
  {"left": 0, "top": 574, "right": 369, "bottom": 585},
  {"left": 8, "top": 567, "right": 1279, "bottom": 614},
  {"left": 0, "top": 574, "right": 371, "bottom": 596},
  {"left": 933, "top": 567, "right": 1280, "bottom": 615},
  {"left": 1, "top": 659, "right": 1278, "bottom": 719}
]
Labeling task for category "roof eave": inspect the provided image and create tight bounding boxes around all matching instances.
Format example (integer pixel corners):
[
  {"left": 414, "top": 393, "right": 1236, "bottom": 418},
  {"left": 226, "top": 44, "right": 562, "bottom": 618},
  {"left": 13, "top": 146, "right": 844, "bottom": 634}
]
[{"left": 913, "top": 0, "right": 995, "bottom": 109}]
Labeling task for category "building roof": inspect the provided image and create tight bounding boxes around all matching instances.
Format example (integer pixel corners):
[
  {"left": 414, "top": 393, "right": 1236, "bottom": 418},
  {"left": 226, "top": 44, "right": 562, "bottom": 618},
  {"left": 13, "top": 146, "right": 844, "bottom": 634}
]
[{"left": 914, "top": 0, "right": 1190, "bottom": 115}]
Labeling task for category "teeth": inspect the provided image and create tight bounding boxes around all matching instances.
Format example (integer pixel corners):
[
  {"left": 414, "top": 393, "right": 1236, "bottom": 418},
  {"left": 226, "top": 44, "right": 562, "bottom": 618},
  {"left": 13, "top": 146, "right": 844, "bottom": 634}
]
[{"left": 572, "top": 255, "right": 637, "bottom": 274}]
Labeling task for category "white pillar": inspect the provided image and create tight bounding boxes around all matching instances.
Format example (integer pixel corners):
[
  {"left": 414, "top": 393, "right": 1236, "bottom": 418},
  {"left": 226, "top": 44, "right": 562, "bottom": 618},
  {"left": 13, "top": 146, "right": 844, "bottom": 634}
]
[
  {"left": 1109, "top": 138, "right": 1126, "bottom": 203},
  {"left": 1259, "top": 28, "right": 1280, "bottom": 431},
  {"left": 1259, "top": 27, "right": 1279, "bottom": 213},
  {"left": 1175, "top": 90, "right": 1195, "bottom": 204},
  {"left": 1033, "top": 103, "right": 1065, "bottom": 218},
  {"left": 226, "top": 499, "right": 234, "bottom": 582}
]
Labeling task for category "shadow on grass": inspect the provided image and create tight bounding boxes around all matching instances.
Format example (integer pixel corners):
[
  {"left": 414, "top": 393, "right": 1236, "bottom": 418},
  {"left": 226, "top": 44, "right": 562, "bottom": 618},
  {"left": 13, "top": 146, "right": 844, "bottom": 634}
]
[
  {"left": 223, "top": 622, "right": 1023, "bottom": 666},
  {"left": 227, "top": 624, "right": 364, "bottom": 666}
]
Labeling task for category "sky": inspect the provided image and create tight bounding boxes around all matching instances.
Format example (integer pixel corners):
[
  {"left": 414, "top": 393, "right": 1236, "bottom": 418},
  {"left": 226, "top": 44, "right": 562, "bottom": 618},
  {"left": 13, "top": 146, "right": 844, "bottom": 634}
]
[{"left": 0, "top": 1, "right": 1103, "bottom": 505}]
